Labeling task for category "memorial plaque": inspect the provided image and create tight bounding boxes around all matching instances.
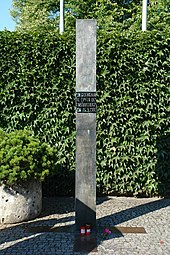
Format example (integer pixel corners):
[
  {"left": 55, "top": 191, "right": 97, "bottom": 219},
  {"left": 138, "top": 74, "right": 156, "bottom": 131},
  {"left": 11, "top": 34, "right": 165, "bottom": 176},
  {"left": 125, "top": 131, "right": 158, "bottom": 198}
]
[{"left": 76, "top": 92, "right": 96, "bottom": 113}]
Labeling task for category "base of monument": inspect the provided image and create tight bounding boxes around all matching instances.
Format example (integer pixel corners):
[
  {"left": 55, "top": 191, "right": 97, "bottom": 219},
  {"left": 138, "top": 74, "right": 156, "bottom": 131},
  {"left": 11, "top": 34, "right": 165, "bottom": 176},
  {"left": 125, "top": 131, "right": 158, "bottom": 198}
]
[{"left": 74, "top": 233, "right": 97, "bottom": 253}]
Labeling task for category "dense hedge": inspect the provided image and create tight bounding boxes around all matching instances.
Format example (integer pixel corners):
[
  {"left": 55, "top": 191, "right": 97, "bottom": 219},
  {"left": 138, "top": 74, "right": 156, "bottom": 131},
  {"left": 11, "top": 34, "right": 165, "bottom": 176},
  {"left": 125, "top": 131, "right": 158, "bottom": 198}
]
[
  {"left": 97, "top": 30, "right": 170, "bottom": 196},
  {"left": 0, "top": 29, "right": 169, "bottom": 196},
  {"left": 0, "top": 31, "right": 76, "bottom": 169}
]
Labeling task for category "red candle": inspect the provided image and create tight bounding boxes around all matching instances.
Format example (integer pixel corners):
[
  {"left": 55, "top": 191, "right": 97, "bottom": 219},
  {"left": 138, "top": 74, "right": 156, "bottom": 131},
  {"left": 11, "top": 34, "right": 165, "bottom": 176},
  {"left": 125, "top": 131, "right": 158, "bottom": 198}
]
[
  {"left": 86, "top": 225, "right": 91, "bottom": 235},
  {"left": 80, "top": 226, "right": 85, "bottom": 236}
]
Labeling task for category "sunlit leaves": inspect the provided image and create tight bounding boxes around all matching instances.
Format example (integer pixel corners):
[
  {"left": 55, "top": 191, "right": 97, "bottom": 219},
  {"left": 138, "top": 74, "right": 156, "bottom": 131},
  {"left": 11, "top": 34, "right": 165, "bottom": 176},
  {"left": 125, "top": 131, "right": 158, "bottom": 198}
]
[
  {"left": 96, "top": 29, "right": 170, "bottom": 196},
  {"left": 0, "top": 25, "right": 169, "bottom": 196}
]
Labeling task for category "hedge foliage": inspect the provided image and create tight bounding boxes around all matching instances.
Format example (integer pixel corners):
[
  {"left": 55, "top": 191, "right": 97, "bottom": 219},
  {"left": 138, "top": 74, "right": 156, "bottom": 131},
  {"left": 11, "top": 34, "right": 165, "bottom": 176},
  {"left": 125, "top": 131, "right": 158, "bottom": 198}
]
[
  {"left": 97, "top": 30, "right": 170, "bottom": 196},
  {"left": 0, "top": 29, "right": 169, "bottom": 196}
]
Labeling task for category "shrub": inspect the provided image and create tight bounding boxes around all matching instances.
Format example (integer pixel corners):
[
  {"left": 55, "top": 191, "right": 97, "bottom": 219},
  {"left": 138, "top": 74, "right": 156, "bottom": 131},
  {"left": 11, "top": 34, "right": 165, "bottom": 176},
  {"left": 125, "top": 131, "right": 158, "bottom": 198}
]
[{"left": 0, "top": 129, "right": 57, "bottom": 185}]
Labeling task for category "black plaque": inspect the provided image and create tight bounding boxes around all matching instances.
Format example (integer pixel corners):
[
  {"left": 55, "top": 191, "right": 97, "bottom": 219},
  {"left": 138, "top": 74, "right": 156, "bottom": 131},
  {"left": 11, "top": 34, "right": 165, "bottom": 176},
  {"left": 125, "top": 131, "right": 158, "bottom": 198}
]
[{"left": 76, "top": 92, "right": 96, "bottom": 113}]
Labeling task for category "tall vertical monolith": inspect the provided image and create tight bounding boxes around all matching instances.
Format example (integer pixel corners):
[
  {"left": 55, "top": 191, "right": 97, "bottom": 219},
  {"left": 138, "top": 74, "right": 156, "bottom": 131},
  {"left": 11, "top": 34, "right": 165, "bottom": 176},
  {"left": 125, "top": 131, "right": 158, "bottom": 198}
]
[{"left": 75, "top": 19, "right": 97, "bottom": 232}]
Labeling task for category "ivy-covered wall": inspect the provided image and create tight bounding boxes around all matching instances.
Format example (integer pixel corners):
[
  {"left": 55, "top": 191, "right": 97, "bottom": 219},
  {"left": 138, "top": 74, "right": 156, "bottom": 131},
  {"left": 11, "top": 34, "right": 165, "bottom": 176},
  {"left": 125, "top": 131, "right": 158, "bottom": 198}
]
[
  {"left": 97, "top": 30, "right": 170, "bottom": 196},
  {"left": 0, "top": 30, "right": 169, "bottom": 196}
]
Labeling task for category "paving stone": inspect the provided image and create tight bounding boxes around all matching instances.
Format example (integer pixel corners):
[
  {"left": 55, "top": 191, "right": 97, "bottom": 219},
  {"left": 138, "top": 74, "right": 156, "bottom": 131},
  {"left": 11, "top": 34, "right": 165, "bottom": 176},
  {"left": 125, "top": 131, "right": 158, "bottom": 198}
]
[{"left": 0, "top": 197, "right": 170, "bottom": 254}]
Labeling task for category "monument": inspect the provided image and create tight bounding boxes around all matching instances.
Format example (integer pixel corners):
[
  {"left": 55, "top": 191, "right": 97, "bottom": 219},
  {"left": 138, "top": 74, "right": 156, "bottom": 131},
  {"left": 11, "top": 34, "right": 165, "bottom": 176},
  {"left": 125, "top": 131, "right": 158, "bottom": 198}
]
[{"left": 74, "top": 19, "right": 97, "bottom": 252}]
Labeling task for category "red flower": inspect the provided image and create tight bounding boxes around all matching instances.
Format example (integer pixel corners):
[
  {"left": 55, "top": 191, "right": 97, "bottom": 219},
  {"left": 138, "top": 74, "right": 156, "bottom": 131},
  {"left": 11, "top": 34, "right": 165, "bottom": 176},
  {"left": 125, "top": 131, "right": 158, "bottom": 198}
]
[{"left": 160, "top": 240, "right": 164, "bottom": 245}]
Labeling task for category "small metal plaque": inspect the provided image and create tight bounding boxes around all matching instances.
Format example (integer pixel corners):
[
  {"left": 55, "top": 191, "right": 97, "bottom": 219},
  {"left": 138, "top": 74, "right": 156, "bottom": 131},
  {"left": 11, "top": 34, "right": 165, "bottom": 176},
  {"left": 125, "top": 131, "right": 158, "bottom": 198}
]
[
  {"left": 98, "top": 226, "right": 146, "bottom": 234},
  {"left": 76, "top": 92, "right": 96, "bottom": 113}
]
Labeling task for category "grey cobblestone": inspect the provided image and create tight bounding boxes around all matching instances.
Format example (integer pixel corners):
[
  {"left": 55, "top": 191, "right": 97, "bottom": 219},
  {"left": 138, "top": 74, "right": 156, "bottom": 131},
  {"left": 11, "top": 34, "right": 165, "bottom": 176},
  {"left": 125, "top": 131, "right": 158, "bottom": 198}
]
[{"left": 0, "top": 196, "right": 170, "bottom": 254}]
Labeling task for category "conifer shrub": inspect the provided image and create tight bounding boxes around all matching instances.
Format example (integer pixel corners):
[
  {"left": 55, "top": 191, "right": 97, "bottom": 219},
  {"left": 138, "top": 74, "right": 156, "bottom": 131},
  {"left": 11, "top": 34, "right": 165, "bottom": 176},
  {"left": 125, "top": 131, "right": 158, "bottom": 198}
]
[{"left": 0, "top": 129, "right": 57, "bottom": 185}]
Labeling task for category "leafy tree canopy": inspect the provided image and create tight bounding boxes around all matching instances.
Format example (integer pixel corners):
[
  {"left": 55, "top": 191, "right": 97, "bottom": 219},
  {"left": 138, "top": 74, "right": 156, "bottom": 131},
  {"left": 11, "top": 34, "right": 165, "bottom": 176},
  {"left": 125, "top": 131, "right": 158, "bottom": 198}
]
[{"left": 10, "top": 0, "right": 170, "bottom": 33}]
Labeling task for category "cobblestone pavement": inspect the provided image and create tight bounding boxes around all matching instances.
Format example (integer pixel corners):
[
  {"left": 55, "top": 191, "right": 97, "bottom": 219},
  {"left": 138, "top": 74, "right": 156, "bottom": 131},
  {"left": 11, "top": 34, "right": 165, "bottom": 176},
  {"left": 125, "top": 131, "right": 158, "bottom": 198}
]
[{"left": 0, "top": 196, "right": 170, "bottom": 255}]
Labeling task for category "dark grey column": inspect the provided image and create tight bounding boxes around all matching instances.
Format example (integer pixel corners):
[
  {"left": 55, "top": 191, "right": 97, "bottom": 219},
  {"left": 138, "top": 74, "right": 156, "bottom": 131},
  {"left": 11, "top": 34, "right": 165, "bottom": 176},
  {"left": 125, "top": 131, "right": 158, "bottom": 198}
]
[{"left": 75, "top": 19, "right": 97, "bottom": 231}]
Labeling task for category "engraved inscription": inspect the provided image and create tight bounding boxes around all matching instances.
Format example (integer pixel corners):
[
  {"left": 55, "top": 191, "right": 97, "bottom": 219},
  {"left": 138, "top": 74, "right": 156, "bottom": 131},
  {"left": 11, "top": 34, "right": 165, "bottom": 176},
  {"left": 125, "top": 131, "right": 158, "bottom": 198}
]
[{"left": 76, "top": 92, "right": 96, "bottom": 113}]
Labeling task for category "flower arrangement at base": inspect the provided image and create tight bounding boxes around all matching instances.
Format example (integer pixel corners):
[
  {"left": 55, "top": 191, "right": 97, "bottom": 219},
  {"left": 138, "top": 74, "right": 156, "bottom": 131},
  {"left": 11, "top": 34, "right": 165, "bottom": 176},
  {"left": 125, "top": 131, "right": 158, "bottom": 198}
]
[{"left": 103, "top": 228, "right": 112, "bottom": 239}]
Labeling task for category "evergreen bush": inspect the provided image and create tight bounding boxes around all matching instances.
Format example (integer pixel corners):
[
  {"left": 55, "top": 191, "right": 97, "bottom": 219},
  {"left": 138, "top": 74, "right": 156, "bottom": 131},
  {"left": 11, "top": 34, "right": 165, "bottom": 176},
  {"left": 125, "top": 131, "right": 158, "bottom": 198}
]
[{"left": 0, "top": 129, "right": 57, "bottom": 185}]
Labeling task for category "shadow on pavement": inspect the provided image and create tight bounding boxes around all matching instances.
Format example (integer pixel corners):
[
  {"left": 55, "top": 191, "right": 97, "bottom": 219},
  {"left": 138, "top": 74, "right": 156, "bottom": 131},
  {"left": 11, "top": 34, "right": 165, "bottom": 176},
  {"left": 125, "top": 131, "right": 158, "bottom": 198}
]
[
  {"left": 40, "top": 196, "right": 110, "bottom": 216},
  {"left": 0, "top": 197, "right": 170, "bottom": 254}
]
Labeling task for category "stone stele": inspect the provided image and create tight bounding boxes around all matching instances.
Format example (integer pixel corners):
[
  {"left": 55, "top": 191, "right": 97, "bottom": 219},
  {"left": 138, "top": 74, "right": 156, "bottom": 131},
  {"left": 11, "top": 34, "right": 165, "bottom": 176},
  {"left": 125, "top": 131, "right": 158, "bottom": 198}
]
[{"left": 75, "top": 19, "right": 97, "bottom": 231}]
